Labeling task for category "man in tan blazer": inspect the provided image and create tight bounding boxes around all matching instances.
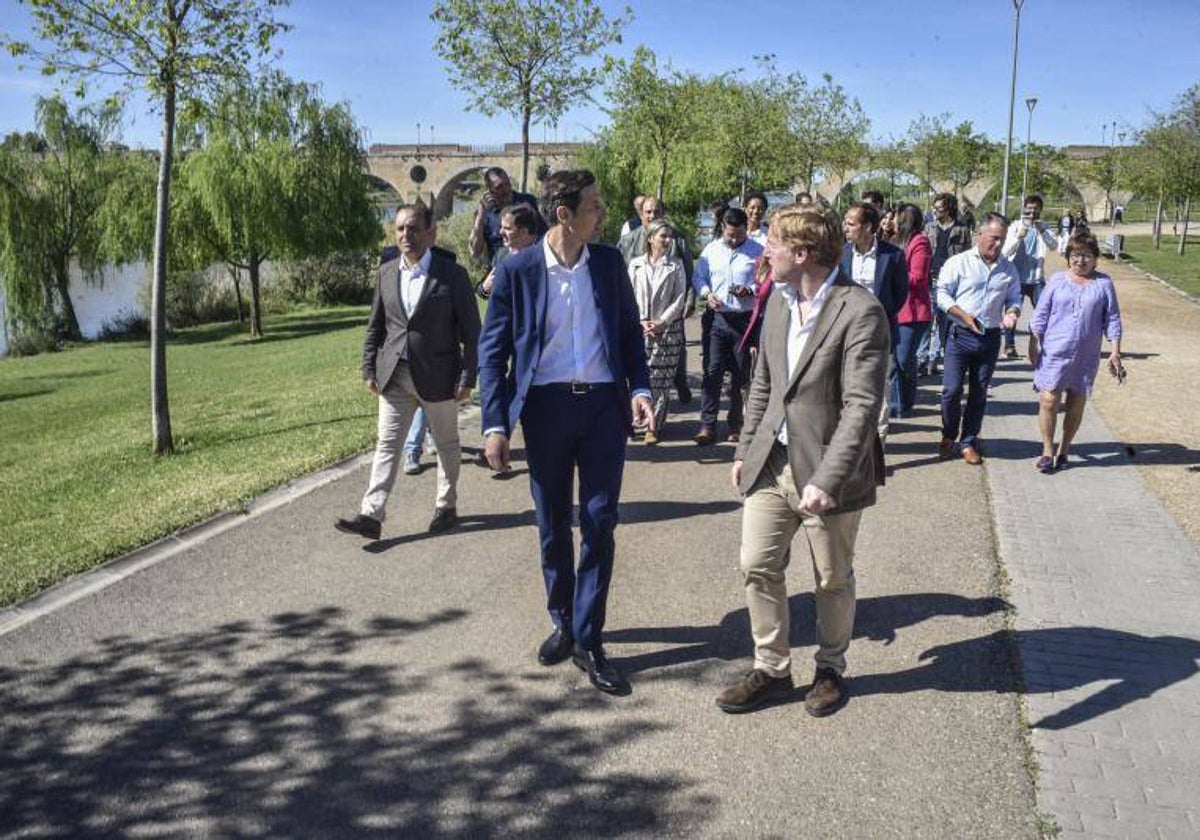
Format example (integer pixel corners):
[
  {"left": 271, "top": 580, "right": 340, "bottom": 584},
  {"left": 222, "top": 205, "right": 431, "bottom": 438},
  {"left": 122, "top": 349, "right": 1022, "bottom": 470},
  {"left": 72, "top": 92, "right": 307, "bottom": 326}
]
[{"left": 716, "top": 204, "right": 889, "bottom": 717}]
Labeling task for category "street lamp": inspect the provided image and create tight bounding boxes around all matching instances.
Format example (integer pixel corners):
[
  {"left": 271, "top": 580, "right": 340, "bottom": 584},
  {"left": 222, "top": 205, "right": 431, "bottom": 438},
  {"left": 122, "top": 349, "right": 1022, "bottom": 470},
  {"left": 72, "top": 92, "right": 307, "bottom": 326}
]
[
  {"left": 416, "top": 122, "right": 421, "bottom": 156},
  {"left": 1021, "top": 97, "right": 1038, "bottom": 204},
  {"left": 1000, "top": 0, "right": 1026, "bottom": 219}
]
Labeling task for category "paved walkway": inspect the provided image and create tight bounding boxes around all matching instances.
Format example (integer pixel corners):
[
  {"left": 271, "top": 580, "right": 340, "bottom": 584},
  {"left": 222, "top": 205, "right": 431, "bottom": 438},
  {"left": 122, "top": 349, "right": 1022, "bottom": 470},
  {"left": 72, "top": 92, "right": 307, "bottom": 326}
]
[{"left": 1, "top": 290, "right": 1198, "bottom": 835}]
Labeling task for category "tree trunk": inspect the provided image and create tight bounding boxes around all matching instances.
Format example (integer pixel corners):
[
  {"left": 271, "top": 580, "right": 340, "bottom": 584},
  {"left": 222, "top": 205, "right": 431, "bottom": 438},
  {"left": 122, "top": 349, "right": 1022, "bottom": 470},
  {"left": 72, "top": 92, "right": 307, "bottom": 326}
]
[
  {"left": 1153, "top": 189, "right": 1164, "bottom": 250},
  {"left": 53, "top": 258, "right": 82, "bottom": 341},
  {"left": 229, "top": 265, "right": 245, "bottom": 322},
  {"left": 519, "top": 106, "right": 531, "bottom": 193},
  {"left": 657, "top": 155, "right": 667, "bottom": 201},
  {"left": 1178, "top": 196, "right": 1191, "bottom": 256},
  {"left": 150, "top": 82, "right": 176, "bottom": 455},
  {"left": 248, "top": 252, "right": 264, "bottom": 339}
]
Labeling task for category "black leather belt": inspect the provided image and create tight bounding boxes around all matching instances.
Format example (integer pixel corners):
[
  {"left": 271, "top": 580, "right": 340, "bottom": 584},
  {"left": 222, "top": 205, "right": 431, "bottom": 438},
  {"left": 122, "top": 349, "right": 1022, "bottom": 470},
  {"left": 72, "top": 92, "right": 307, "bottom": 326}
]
[{"left": 534, "top": 382, "right": 616, "bottom": 394}]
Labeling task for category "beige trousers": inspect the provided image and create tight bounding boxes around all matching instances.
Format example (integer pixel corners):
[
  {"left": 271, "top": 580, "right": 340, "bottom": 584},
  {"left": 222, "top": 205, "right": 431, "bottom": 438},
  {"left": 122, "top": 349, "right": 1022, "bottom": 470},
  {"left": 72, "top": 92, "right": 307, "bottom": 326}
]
[
  {"left": 361, "top": 365, "right": 461, "bottom": 521},
  {"left": 740, "top": 444, "right": 861, "bottom": 677}
]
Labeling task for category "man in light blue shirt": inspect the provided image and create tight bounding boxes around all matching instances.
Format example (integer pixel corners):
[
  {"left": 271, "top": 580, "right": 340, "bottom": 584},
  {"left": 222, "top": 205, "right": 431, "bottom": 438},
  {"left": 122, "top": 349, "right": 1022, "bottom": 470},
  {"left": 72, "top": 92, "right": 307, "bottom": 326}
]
[
  {"left": 692, "top": 207, "right": 764, "bottom": 444},
  {"left": 936, "top": 212, "right": 1022, "bottom": 465}
]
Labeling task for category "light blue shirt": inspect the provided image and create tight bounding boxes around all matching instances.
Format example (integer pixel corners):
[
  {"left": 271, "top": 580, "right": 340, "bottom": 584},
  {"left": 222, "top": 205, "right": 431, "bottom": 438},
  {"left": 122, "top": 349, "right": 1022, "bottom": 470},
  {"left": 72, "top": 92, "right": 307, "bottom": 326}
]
[
  {"left": 399, "top": 249, "right": 433, "bottom": 317},
  {"left": 936, "top": 247, "right": 1023, "bottom": 330},
  {"left": 693, "top": 237, "right": 763, "bottom": 312},
  {"left": 533, "top": 238, "right": 613, "bottom": 386}
]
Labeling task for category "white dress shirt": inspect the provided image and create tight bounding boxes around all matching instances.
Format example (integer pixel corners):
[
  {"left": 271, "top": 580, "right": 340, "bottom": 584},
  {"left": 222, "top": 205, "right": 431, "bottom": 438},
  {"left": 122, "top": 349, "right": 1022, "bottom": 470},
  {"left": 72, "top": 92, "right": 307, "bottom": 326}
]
[
  {"left": 399, "top": 249, "right": 433, "bottom": 317},
  {"left": 850, "top": 240, "right": 878, "bottom": 290},
  {"left": 693, "top": 237, "right": 764, "bottom": 312},
  {"left": 777, "top": 268, "right": 839, "bottom": 444},
  {"left": 936, "top": 248, "right": 1023, "bottom": 330},
  {"left": 532, "top": 238, "right": 614, "bottom": 386}
]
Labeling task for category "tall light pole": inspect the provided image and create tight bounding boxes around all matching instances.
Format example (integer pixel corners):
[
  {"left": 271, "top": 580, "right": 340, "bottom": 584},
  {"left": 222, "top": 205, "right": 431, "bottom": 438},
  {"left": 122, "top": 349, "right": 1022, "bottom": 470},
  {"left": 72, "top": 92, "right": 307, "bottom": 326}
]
[
  {"left": 416, "top": 122, "right": 421, "bottom": 156},
  {"left": 1021, "top": 97, "right": 1038, "bottom": 204},
  {"left": 1000, "top": 0, "right": 1026, "bottom": 218}
]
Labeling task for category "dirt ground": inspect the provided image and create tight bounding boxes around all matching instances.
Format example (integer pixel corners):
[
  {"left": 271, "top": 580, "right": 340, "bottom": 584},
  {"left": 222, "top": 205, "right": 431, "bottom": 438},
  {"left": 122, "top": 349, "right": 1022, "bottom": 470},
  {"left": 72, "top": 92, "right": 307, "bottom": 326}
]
[{"left": 1038, "top": 247, "right": 1200, "bottom": 550}]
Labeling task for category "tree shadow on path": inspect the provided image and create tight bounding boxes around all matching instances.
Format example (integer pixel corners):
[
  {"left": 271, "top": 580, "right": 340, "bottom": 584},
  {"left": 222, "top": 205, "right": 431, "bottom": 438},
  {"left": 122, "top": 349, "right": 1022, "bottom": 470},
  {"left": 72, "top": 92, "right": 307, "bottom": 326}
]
[{"left": 0, "top": 607, "right": 713, "bottom": 836}]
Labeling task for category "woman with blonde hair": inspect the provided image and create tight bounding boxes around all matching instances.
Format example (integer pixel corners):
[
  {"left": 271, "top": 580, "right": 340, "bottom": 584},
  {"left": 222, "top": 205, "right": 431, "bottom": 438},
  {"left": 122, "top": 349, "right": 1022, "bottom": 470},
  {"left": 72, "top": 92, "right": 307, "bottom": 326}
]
[{"left": 628, "top": 218, "right": 689, "bottom": 443}]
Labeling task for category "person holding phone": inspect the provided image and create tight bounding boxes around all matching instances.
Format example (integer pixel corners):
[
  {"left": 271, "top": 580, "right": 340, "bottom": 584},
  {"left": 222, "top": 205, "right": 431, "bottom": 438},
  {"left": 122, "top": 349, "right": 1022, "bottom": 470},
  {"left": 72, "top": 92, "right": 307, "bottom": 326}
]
[
  {"left": 936, "top": 213, "right": 1022, "bottom": 465},
  {"left": 1027, "top": 232, "right": 1123, "bottom": 472},
  {"left": 1000, "top": 195, "right": 1059, "bottom": 359}
]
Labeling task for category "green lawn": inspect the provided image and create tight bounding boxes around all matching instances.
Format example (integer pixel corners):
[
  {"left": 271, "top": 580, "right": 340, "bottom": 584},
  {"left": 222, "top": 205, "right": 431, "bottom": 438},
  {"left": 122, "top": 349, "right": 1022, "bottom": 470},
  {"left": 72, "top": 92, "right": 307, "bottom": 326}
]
[
  {"left": 1122, "top": 233, "right": 1200, "bottom": 298},
  {"left": 0, "top": 307, "right": 382, "bottom": 608}
]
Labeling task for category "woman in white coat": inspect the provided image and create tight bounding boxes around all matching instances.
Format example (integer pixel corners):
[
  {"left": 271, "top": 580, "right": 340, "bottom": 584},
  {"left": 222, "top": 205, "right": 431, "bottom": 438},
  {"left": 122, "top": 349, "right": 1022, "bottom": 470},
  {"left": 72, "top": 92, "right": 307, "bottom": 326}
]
[{"left": 628, "top": 218, "right": 689, "bottom": 444}]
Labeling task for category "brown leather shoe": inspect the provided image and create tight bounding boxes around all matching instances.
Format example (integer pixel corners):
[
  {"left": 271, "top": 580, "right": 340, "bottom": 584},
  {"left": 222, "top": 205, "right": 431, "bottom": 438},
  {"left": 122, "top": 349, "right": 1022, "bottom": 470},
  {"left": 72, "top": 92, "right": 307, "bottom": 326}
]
[
  {"left": 726, "top": 429, "right": 741, "bottom": 443},
  {"left": 960, "top": 445, "right": 983, "bottom": 465},
  {"left": 803, "top": 667, "right": 847, "bottom": 717},
  {"left": 715, "top": 669, "right": 793, "bottom": 714},
  {"left": 938, "top": 437, "right": 956, "bottom": 460},
  {"left": 693, "top": 427, "right": 716, "bottom": 446}
]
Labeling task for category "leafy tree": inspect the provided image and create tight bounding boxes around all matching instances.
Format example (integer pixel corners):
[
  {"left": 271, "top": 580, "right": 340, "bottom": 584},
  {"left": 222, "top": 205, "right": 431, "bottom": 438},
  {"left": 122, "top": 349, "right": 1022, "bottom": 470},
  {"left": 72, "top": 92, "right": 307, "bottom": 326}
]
[
  {"left": 431, "top": 0, "right": 631, "bottom": 191},
  {"left": 179, "top": 72, "right": 379, "bottom": 338},
  {"left": 785, "top": 70, "right": 869, "bottom": 193},
  {"left": 0, "top": 96, "right": 130, "bottom": 342},
  {"left": 5, "top": 0, "right": 291, "bottom": 454},
  {"left": 865, "top": 137, "right": 914, "bottom": 205},
  {"left": 908, "top": 113, "right": 995, "bottom": 199}
]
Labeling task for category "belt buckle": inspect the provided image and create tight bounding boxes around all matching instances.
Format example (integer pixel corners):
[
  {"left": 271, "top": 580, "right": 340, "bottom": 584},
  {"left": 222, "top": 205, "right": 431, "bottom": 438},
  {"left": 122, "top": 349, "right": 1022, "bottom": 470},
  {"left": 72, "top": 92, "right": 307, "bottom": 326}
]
[{"left": 570, "top": 381, "right": 588, "bottom": 395}]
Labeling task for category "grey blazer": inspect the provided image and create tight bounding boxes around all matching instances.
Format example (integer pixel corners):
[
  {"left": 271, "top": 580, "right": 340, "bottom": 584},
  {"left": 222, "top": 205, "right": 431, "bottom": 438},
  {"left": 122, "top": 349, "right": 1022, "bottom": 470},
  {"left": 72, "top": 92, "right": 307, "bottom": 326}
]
[
  {"left": 734, "top": 269, "right": 890, "bottom": 512},
  {"left": 362, "top": 249, "right": 481, "bottom": 402}
]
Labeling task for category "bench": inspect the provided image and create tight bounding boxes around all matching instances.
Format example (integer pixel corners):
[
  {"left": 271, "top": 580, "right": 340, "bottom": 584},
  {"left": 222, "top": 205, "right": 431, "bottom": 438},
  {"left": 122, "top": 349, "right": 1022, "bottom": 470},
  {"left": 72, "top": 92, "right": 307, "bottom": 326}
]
[{"left": 1102, "top": 232, "right": 1124, "bottom": 259}]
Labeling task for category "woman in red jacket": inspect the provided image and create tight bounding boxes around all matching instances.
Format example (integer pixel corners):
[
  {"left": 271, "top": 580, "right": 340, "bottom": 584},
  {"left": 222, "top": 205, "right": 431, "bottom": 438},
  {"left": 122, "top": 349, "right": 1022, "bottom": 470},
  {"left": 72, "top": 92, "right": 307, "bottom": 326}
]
[{"left": 891, "top": 203, "right": 933, "bottom": 417}]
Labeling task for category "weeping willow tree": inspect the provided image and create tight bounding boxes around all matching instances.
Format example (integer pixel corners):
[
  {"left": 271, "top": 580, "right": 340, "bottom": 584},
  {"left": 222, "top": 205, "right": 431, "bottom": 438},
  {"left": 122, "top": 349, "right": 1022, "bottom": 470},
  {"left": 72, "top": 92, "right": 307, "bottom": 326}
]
[
  {"left": 0, "top": 97, "right": 129, "bottom": 343},
  {"left": 178, "top": 71, "right": 379, "bottom": 338}
]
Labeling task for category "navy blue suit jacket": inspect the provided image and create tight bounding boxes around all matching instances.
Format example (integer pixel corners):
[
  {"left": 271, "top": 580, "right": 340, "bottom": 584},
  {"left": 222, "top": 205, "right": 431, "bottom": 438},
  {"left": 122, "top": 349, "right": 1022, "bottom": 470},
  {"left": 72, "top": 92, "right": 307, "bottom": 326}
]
[
  {"left": 478, "top": 241, "right": 651, "bottom": 436},
  {"left": 840, "top": 240, "right": 909, "bottom": 330}
]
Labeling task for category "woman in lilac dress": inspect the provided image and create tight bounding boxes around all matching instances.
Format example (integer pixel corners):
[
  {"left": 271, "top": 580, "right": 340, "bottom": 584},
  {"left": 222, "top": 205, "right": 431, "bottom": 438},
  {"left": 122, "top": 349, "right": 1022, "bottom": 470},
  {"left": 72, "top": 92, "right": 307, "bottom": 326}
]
[{"left": 1027, "top": 232, "right": 1123, "bottom": 472}]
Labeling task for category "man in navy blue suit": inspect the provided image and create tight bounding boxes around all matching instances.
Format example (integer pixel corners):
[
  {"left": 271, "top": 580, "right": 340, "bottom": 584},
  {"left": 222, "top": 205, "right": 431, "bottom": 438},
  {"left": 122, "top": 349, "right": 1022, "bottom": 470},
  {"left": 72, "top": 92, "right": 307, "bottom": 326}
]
[
  {"left": 477, "top": 169, "right": 654, "bottom": 695},
  {"left": 840, "top": 202, "right": 907, "bottom": 440}
]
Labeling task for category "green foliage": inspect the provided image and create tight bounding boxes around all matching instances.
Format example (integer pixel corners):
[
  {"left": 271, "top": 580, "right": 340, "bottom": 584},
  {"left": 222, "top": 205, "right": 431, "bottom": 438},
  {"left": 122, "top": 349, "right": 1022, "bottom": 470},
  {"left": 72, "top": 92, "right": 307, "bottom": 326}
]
[
  {"left": 0, "top": 96, "right": 132, "bottom": 343},
  {"left": 145, "top": 268, "right": 240, "bottom": 329},
  {"left": 272, "top": 251, "right": 375, "bottom": 307},
  {"left": 434, "top": 210, "right": 487, "bottom": 283},
  {"left": 178, "top": 70, "right": 379, "bottom": 337},
  {"left": 908, "top": 113, "right": 996, "bottom": 196},
  {"left": 781, "top": 66, "right": 870, "bottom": 192},
  {"left": 430, "top": 0, "right": 631, "bottom": 191}
]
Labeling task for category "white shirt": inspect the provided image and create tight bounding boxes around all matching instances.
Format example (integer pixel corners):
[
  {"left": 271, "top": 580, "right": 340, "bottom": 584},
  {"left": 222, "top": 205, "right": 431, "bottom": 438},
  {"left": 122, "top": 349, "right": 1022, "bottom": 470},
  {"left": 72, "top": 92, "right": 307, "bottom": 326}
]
[
  {"left": 747, "top": 227, "right": 769, "bottom": 247},
  {"left": 1002, "top": 221, "right": 1059, "bottom": 285},
  {"left": 532, "top": 238, "right": 613, "bottom": 386},
  {"left": 850, "top": 240, "right": 878, "bottom": 290},
  {"left": 777, "top": 268, "right": 839, "bottom": 444},
  {"left": 936, "top": 248, "right": 1023, "bottom": 330},
  {"left": 399, "top": 249, "right": 433, "bottom": 317},
  {"left": 693, "top": 237, "right": 764, "bottom": 312}
]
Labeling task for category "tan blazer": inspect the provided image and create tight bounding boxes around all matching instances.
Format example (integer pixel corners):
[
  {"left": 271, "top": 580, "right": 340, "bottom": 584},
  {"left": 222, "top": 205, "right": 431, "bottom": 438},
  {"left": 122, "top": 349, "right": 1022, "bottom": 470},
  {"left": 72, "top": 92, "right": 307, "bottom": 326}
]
[
  {"left": 628, "top": 255, "right": 688, "bottom": 324},
  {"left": 734, "top": 269, "right": 890, "bottom": 511}
]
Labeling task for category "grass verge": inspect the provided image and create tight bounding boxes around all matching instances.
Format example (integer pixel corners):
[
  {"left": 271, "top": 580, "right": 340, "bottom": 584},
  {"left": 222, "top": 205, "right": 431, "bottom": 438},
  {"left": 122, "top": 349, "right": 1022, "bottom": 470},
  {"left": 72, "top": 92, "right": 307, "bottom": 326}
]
[
  {"left": 1120, "top": 233, "right": 1200, "bottom": 298},
  {"left": 0, "top": 306, "right": 379, "bottom": 608}
]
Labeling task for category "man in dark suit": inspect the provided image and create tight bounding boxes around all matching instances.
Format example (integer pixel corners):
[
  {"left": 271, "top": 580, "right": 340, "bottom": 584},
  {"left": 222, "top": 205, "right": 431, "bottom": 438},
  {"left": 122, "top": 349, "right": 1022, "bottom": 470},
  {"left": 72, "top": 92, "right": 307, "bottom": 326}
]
[
  {"left": 717, "top": 204, "right": 889, "bottom": 716},
  {"left": 335, "top": 203, "right": 480, "bottom": 541},
  {"left": 840, "top": 201, "right": 907, "bottom": 440},
  {"left": 478, "top": 169, "right": 654, "bottom": 695}
]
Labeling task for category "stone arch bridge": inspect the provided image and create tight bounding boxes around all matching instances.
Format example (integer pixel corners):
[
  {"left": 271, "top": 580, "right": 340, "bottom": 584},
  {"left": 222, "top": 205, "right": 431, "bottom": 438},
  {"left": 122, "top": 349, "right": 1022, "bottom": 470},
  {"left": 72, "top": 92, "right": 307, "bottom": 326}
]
[
  {"left": 815, "top": 145, "right": 1130, "bottom": 222},
  {"left": 367, "top": 142, "right": 584, "bottom": 218}
]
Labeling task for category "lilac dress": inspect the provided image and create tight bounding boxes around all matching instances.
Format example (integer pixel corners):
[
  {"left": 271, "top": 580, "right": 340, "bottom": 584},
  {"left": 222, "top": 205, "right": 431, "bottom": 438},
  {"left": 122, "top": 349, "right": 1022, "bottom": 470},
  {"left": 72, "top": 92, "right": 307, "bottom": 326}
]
[{"left": 1029, "top": 270, "right": 1122, "bottom": 394}]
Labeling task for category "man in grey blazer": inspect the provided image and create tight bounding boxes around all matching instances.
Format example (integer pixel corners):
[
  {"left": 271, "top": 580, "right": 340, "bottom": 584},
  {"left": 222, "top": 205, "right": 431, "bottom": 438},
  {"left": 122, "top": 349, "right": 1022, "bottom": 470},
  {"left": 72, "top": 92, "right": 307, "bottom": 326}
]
[
  {"left": 716, "top": 204, "right": 889, "bottom": 717},
  {"left": 335, "top": 203, "right": 481, "bottom": 541}
]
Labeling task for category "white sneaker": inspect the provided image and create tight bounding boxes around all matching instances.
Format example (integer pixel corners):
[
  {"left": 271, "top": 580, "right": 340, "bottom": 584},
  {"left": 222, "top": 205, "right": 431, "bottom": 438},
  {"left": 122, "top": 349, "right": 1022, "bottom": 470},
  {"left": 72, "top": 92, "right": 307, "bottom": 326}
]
[{"left": 402, "top": 451, "right": 420, "bottom": 475}]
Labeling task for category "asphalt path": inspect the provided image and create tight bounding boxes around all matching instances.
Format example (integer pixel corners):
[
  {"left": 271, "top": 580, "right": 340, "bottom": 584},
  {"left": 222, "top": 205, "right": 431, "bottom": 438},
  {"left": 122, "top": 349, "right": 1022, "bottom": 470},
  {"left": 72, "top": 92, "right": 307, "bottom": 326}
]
[{"left": 0, "top": 323, "right": 1037, "bottom": 837}]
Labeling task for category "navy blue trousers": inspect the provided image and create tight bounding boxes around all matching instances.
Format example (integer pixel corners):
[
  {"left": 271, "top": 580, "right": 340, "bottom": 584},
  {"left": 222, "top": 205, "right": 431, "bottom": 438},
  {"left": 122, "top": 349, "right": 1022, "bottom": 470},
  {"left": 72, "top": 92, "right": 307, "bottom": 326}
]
[
  {"left": 940, "top": 326, "right": 1001, "bottom": 449},
  {"left": 700, "top": 310, "right": 751, "bottom": 430},
  {"left": 520, "top": 385, "right": 627, "bottom": 650}
]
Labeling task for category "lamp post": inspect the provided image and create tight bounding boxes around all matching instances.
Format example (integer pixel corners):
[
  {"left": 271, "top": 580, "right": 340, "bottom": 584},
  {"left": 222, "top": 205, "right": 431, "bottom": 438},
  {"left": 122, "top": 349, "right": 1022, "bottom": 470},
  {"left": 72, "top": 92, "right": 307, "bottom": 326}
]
[
  {"left": 430, "top": 125, "right": 435, "bottom": 147},
  {"left": 1000, "top": 0, "right": 1026, "bottom": 218},
  {"left": 416, "top": 122, "right": 421, "bottom": 156},
  {"left": 1021, "top": 97, "right": 1038, "bottom": 204}
]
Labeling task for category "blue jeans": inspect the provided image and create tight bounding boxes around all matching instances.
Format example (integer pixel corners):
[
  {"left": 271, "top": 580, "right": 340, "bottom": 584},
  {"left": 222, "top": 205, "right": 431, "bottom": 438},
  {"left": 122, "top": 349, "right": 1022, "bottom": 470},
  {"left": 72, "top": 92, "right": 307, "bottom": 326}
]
[
  {"left": 941, "top": 325, "right": 1002, "bottom": 449},
  {"left": 1003, "top": 282, "right": 1043, "bottom": 349},
  {"left": 403, "top": 406, "right": 427, "bottom": 457},
  {"left": 700, "top": 310, "right": 751, "bottom": 430},
  {"left": 893, "top": 321, "right": 931, "bottom": 416}
]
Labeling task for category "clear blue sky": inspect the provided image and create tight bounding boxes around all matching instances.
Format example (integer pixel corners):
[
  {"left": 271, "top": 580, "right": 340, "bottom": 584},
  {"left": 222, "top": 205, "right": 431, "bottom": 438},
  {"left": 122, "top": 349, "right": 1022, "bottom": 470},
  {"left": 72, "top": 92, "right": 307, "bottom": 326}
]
[{"left": 1, "top": 0, "right": 1196, "bottom": 150}]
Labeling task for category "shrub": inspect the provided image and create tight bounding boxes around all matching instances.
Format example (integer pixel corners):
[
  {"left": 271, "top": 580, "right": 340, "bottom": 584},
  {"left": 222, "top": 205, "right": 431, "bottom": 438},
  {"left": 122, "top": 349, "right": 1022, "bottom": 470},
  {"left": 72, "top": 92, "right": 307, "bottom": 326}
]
[
  {"left": 271, "top": 251, "right": 375, "bottom": 306},
  {"left": 142, "top": 269, "right": 240, "bottom": 329},
  {"left": 434, "top": 211, "right": 487, "bottom": 285},
  {"left": 7, "top": 326, "right": 58, "bottom": 356},
  {"left": 98, "top": 310, "right": 151, "bottom": 341}
]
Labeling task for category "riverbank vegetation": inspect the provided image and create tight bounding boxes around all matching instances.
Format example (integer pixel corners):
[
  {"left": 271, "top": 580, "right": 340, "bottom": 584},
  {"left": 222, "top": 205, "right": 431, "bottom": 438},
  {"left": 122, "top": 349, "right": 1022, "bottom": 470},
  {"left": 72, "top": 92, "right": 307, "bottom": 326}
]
[{"left": 0, "top": 305, "right": 376, "bottom": 608}]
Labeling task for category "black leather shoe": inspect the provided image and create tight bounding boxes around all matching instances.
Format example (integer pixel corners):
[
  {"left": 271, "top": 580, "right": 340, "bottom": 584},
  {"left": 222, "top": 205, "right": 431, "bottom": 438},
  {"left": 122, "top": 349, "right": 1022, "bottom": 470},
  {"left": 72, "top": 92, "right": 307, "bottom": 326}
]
[
  {"left": 334, "top": 514, "right": 381, "bottom": 540},
  {"left": 537, "top": 627, "right": 574, "bottom": 666},
  {"left": 428, "top": 507, "right": 458, "bottom": 533},
  {"left": 676, "top": 384, "right": 693, "bottom": 405},
  {"left": 572, "top": 645, "right": 630, "bottom": 695}
]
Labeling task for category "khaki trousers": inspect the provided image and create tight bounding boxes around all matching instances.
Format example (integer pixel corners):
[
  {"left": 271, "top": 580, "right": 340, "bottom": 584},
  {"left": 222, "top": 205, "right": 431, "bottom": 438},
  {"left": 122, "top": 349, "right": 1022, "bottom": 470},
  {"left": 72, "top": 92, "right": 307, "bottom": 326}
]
[
  {"left": 740, "top": 444, "right": 861, "bottom": 677},
  {"left": 361, "top": 365, "right": 461, "bottom": 521}
]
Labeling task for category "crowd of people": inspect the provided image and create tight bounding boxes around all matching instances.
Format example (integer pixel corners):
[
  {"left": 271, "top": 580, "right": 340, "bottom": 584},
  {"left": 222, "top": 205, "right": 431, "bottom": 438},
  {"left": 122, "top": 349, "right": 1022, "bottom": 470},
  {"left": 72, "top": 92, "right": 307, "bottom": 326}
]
[{"left": 333, "top": 165, "right": 1124, "bottom": 713}]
